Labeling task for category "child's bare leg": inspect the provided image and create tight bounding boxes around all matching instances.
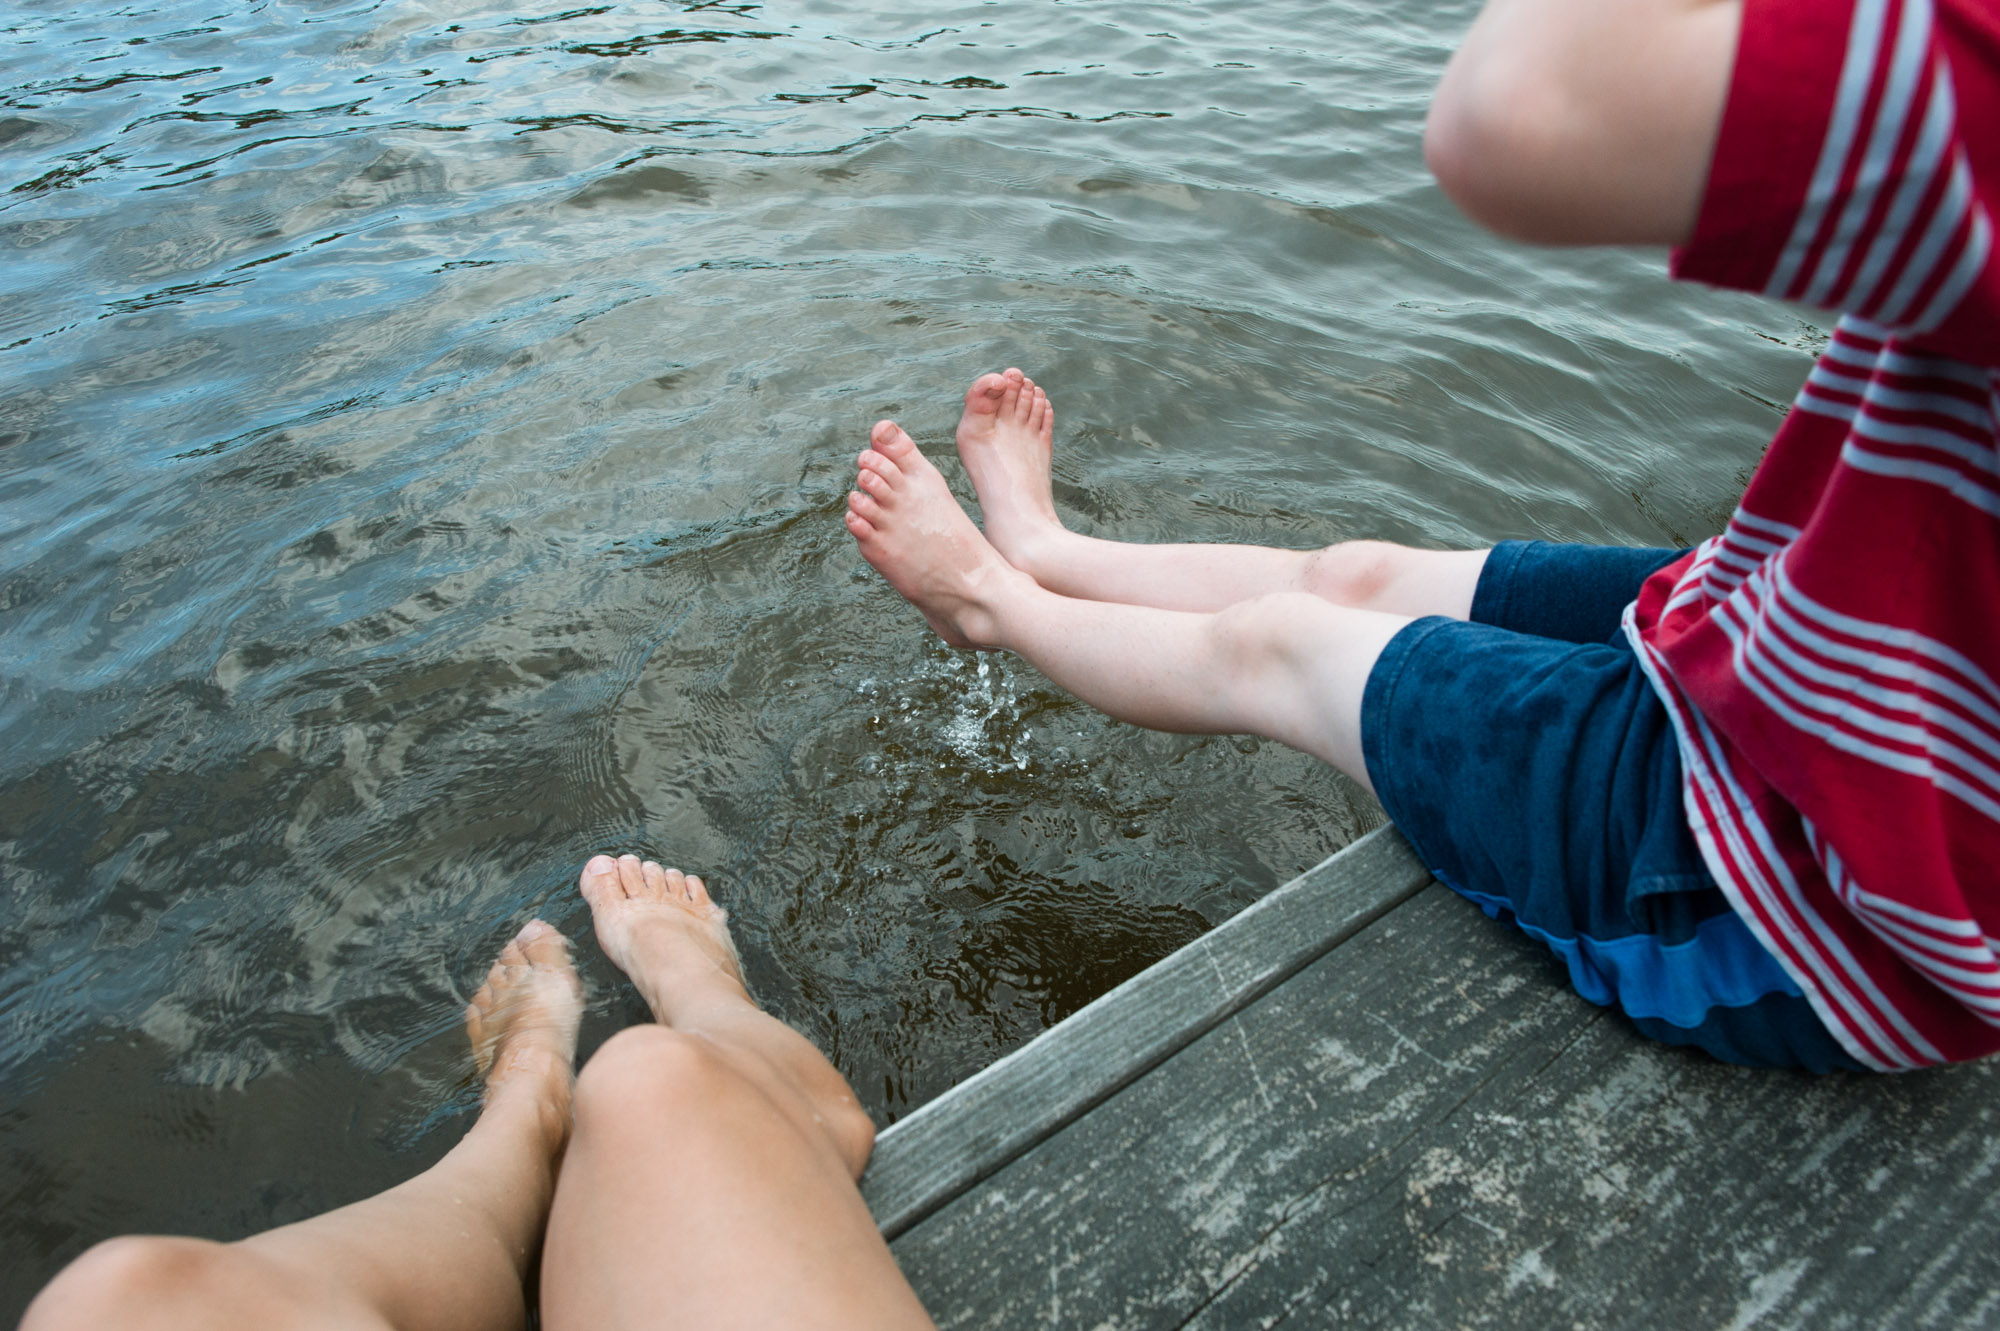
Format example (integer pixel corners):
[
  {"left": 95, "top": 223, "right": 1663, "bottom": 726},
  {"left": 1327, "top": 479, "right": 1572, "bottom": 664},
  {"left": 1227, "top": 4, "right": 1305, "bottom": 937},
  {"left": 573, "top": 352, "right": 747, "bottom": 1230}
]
[
  {"left": 540, "top": 856, "right": 932, "bottom": 1331},
  {"left": 23, "top": 923, "right": 584, "bottom": 1331},
  {"left": 849, "top": 426, "right": 1407, "bottom": 791},
  {"left": 954, "top": 368, "right": 1488, "bottom": 618}
]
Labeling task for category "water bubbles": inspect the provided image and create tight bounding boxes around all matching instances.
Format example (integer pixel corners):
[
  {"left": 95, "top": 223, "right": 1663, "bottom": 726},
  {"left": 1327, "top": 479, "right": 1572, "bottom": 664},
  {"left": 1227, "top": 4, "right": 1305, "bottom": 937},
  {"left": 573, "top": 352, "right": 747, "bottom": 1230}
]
[
  {"left": 855, "top": 644, "right": 1042, "bottom": 780},
  {"left": 936, "top": 650, "right": 1033, "bottom": 774}
]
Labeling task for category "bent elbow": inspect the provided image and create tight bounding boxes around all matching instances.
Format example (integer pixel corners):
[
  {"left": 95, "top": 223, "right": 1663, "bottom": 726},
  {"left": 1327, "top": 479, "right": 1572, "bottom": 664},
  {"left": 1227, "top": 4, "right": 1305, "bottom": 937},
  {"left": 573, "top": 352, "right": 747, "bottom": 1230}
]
[{"left": 1424, "top": 59, "right": 1576, "bottom": 244}]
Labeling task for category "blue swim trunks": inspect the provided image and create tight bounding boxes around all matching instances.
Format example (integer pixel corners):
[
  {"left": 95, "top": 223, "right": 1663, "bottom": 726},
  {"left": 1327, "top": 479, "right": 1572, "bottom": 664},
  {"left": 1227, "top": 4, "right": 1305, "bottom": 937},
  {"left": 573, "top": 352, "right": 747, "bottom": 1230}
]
[{"left": 1360, "top": 540, "right": 1862, "bottom": 1073}]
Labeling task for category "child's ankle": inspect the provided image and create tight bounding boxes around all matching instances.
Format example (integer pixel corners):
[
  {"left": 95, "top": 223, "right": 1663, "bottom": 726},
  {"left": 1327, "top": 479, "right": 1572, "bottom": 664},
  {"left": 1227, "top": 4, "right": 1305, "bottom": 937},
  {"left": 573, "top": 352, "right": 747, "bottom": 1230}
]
[
  {"left": 1004, "top": 523, "right": 1073, "bottom": 587},
  {"left": 953, "top": 560, "right": 1037, "bottom": 648}
]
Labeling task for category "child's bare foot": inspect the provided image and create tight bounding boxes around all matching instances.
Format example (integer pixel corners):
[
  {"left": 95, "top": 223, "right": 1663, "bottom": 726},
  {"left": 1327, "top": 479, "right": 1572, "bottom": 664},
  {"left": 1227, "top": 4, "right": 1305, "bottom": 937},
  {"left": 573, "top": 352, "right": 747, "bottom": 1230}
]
[
  {"left": 954, "top": 368, "right": 1064, "bottom": 577},
  {"left": 578, "top": 854, "right": 750, "bottom": 1028},
  {"left": 465, "top": 919, "right": 584, "bottom": 1151},
  {"left": 845, "top": 420, "right": 1030, "bottom": 649}
]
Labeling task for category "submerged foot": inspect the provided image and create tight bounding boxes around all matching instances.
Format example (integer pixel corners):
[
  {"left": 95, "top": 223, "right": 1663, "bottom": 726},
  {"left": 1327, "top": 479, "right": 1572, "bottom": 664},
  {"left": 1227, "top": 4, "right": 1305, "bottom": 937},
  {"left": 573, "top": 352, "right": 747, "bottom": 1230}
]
[
  {"left": 955, "top": 368, "right": 1063, "bottom": 574},
  {"left": 845, "top": 420, "right": 1028, "bottom": 649},
  {"left": 465, "top": 919, "right": 584, "bottom": 1150},
  {"left": 578, "top": 854, "right": 749, "bottom": 1028}
]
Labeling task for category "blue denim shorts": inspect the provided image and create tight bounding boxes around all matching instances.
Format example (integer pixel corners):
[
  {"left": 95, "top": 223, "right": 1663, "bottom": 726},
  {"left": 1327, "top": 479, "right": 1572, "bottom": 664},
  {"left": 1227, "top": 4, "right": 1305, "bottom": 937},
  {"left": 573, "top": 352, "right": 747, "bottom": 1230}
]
[{"left": 1360, "top": 540, "right": 1861, "bottom": 1073}]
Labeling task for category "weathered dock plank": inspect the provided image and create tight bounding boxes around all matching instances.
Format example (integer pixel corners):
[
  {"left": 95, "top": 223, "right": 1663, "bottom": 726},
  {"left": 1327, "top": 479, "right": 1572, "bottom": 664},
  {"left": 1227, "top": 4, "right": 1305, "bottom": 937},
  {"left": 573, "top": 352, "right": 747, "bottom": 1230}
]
[
  {"left": 862, "top": 826, "right": 1434, "bottom": 1238},
  {"left": 884, "top": 882, "right": 2000, "bottom": 1329}
]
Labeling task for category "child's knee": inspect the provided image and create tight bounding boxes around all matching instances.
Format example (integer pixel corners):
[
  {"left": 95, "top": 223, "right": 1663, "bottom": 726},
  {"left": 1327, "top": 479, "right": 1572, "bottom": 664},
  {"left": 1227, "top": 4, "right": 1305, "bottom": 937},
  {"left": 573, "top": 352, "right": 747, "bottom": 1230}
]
[
  {"left": 1300, "top": 540, "right": 1410, "bottom": 609},
  {"left": 1211, "top": 593, "right": 1331, "bottom": 679}
]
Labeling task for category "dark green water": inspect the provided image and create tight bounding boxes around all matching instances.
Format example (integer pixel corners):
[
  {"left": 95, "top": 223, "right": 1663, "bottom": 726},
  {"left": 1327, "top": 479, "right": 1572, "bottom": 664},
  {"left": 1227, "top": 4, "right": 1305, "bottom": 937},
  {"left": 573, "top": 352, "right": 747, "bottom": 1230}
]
[{"left": 0, "top": 0, "right": 1820, "bottom": 1306}]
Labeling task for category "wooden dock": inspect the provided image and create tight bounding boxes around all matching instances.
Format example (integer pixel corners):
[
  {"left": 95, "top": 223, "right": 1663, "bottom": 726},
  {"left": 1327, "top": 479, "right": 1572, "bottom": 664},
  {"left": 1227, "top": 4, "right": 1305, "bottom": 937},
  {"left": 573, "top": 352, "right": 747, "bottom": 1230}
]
[{"left": 862, "top": 827, "right": 2000, "bottom": 1328}]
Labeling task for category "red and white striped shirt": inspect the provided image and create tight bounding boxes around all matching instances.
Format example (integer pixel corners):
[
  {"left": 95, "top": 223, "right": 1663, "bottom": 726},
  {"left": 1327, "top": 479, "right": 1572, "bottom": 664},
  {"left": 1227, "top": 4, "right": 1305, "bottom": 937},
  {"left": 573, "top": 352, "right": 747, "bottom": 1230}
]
[{"left": 1628, "top": 0, "right": 2000, "bottom": 1068}]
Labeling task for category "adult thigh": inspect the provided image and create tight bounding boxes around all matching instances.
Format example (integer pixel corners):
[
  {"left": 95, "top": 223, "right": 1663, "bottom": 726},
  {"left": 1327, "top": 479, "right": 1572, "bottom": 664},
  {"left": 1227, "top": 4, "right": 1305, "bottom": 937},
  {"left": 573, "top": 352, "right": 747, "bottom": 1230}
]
[{"left": 540, "top": 1027, "right": 932, "bottom": 1331}]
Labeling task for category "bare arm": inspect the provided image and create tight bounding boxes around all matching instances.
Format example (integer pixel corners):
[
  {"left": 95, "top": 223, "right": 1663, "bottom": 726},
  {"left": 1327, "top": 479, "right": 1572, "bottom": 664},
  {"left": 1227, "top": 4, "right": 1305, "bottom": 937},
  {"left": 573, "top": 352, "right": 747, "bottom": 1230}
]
[{"left": 1424, "top": 0, "right": 1742, "bottom": 246}]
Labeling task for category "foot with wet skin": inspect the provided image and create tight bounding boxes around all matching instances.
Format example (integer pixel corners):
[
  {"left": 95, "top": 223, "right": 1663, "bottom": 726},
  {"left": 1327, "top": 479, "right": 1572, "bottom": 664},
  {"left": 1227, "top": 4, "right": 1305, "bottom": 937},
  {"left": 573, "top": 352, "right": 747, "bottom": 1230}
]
[
  {"left": 845, "top": 420, "right": 1030, "bottom": 650},
  {"left": 577, "top": 854, "right": 749, "bottom": 1028},
  {"left": 464, "top": 918, "right": 585, "bottom": 1150},
  {"left": 953, "top": 367, "right": 1065, "bottom": 575}
]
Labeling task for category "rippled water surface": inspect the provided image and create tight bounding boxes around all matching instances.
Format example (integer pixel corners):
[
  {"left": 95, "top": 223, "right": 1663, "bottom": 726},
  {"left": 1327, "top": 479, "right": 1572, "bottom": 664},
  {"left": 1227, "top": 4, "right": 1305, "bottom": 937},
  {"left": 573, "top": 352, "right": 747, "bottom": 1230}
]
[{"left": 0, "top": 0, "right": 1822, "bottom": 1304}]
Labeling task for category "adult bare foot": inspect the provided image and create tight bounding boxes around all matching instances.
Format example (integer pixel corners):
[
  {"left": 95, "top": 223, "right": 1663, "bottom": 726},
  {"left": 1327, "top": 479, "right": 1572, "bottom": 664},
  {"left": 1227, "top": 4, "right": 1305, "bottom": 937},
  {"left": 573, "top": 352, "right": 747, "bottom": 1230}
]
[
  {"left": 578, "top": 854, "right": 879, "bottom": 1176},
  {"left": 845, "top": 420, "right": 1031, "bottom": 649},
  {"left": 954, "top": 367, "right": 1065, "bottom": 576},
  {"left": 465, "top": 919, "right": 584, "bottom": 1152},
  {"left": 578, "top": 854, "right": 750, "bottom": 1027}
]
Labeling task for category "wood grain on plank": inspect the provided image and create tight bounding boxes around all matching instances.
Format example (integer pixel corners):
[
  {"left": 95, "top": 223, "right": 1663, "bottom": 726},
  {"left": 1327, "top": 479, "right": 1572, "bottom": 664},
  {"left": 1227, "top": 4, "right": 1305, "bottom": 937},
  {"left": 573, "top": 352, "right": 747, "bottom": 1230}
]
[
  {"left": 862, "top": 825, "right": 1434, "bottom": 1238},
  {"left": 889, "top": 886, "right": 2000, "bottom": 1330}
]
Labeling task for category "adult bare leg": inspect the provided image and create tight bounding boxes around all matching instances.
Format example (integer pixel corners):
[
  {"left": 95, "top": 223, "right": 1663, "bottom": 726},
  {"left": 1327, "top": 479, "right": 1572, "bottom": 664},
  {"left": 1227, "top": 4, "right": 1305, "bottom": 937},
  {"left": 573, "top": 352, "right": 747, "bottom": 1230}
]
[
  {"left": 851, "top": 426, "right": 1406, "bottom": 793},
  {"left": 540, "top": 855, "right": 933, "bottom": 1331},
  {"left": 953, "top": 368, "right": 1489, "bottom": 619},
  {"left": 22, "top": 922, "right": 584, "bottom": 1331}
]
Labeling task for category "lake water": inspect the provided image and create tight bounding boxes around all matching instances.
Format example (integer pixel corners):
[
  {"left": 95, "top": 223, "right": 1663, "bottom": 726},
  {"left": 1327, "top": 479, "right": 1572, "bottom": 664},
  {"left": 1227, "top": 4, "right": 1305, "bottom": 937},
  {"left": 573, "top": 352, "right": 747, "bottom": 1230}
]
[{"left": 0, "top": 0, "right": 1820, "bottom": 1306}]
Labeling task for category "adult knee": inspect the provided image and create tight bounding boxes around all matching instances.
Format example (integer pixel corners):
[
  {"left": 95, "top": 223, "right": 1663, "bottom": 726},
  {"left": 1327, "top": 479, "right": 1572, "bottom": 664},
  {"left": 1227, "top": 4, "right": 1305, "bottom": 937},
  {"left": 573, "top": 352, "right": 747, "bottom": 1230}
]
[
  {"left": 23, "top": 1236, "right": 250, "bottom": 1330},
  {"left": 1299, "top": 540, "right": 1410, "bottom": 610},
  {"left": 816, "top": 1093, "right": 878, "bottom": 1180},
  {"left": 574, "top": 1026, "right": 876, "bottom": 1176},
  {"left": 574, "top": 1026, "right": 732, "bottom": 1131}
]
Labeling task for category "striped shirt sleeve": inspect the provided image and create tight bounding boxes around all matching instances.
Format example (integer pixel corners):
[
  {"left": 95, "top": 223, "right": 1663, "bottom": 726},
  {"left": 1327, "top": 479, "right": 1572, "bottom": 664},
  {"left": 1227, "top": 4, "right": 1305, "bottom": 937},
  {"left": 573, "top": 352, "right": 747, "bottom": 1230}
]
[{"left": 1672, "top": 0, "right": 2000, "bottom": 362}]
